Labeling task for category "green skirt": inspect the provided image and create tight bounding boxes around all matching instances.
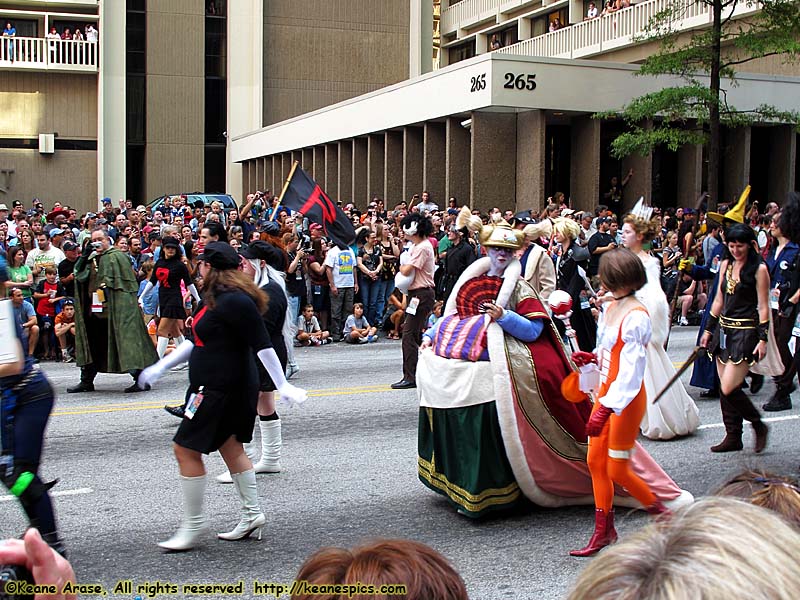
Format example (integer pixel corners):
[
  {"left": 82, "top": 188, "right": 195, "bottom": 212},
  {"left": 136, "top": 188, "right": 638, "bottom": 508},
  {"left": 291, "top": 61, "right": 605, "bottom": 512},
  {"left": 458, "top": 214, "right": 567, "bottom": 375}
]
[{"left": 418, "top": 403, "right": 522, "bottom": 518}]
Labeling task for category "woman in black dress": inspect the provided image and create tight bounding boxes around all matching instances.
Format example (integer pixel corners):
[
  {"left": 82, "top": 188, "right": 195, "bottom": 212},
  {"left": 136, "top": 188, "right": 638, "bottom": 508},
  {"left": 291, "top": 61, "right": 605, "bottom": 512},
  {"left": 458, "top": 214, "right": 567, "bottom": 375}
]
[
  {"left": 138, "top": 242, "right": 306, "bottom": 552},
  {"left": 138, "top": 236, "right": 199, "bottom": 358},
  {"left": 440, "top": 216, "right": 477, "bottom": 304},
  {"left": 700, "top": 224, "right": 770, "bottom": 453},
  {"left": 552, "top": 217, "right": 596, "bottom": 351},
  {"left": 216, "top": 241, "right": 292, "bottom": 483}
]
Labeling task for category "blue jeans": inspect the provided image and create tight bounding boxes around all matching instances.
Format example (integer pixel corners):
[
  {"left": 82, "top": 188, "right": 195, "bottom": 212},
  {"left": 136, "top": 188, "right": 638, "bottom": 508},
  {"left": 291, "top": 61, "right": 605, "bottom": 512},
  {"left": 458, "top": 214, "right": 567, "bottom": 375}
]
[
  {"left": 288, "top": 295, "right": 301, "bottom": 325},
  {"left": 360, "top": 277, "right": 381, "bottom": 326},
  {"left": 374, "top": 279, "right": 389, "bottom": 324},
  {"left": 1, "top": 373, "right": 58, "bottom": 539}
]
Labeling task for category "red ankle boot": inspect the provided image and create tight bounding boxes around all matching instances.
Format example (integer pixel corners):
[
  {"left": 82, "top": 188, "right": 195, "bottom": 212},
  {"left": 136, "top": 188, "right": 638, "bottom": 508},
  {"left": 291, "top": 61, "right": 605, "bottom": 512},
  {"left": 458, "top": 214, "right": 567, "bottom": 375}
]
[{"left": 570, "top": 508, "right": 618, "bottom": 557}]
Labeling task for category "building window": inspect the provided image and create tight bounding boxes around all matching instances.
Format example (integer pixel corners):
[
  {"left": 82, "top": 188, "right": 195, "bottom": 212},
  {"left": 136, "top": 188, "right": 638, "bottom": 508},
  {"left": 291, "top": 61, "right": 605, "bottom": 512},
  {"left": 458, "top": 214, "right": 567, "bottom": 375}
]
[
  {"left": 449, "top": 39, "right": 475, "bottom": 64},
  {"left": 127, "top": 0, "right": 146, "bottom": 203},
  {"left": 205, "top": 13, "right": 226, "bottom": 77},
  {"left": 205, "top": 1, "right": 227, "bottom": 193}
]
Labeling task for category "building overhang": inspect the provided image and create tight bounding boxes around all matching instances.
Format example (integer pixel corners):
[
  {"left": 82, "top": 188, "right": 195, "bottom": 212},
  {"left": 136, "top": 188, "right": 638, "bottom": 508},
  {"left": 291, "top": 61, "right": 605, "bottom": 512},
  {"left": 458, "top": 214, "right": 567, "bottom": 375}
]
[{"left": 231, "top": 52, "right": 800, "bottom": 163}]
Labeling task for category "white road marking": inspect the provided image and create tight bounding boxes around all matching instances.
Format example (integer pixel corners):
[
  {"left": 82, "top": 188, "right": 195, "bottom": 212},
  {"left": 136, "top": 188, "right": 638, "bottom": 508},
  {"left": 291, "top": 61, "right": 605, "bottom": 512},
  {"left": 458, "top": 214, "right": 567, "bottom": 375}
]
[
  {"left": 697, "top": 415, "right": 800, "bottom": 430},
  {"left": 0, "top": 487, "right": 93, "bottom": 503}
]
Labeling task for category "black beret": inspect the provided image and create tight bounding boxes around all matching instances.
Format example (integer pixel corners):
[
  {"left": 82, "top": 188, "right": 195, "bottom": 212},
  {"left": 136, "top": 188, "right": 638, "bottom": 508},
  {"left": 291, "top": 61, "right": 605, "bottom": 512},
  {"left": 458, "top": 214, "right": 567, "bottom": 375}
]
[{"left": 198, "top": 241, "right": 240, "bottom": 270}]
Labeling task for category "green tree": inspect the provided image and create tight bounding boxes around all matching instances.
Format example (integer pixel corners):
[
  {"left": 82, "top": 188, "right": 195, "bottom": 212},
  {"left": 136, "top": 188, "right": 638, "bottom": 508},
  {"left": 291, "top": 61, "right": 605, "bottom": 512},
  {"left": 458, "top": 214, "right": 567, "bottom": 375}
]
[{"left": 597, "top": 0, "right": 800, "bottom": 209}]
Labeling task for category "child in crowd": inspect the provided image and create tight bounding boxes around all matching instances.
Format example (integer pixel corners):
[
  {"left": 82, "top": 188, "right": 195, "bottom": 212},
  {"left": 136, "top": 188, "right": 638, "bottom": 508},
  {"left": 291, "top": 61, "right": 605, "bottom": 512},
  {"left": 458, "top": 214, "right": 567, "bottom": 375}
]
[
  {"left": 33, "top": 266, "right": 66, "bottom": 360},
  {"left": 138, "top": 260, "right": 158, "bottom": 324},
  {"left": 383, "top": 289, "right": 406, "bottom": 340},
  {"left": 344, "top": 302, "right": 378, "bottom": 344},
  {"left": 427, "top": 300, "right": 443, "bottom": 329},
  {"left": 296, "top": 304, "right": 331, "bottom": 346},
  {"left": 54, "top": 299, "right": 76, "bottom": 362}
]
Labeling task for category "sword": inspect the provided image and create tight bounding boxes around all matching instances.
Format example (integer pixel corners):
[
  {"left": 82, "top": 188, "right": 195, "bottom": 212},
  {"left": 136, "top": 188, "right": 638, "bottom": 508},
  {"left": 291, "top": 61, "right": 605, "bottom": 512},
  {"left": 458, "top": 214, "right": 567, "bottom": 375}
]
[{"left": 652, "top": 346, "right": 701, "bottom": 404}]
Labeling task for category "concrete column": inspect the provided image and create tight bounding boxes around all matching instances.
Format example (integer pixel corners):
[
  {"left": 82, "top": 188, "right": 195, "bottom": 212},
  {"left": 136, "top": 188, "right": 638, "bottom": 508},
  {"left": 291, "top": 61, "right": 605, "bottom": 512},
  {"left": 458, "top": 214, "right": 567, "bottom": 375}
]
[
  {"left": 722, "top": 126, "right": 751, "bottom": 206},
  {"left": 516, "top": 110, "right": 546, "bottom": 215},
  {"left": 268, "top": 156, "right": 277, "bottom": 194},
  {"left": 255, "top": 158, "right": 265, "bottom": 193},
  {"left": 302, "top": 148, "right": 313, "bottom": 173},
  {"left": 98, "top": 0, "right": 126, "bottom": 203},
  {"left": 446, "top": 117, "right": 471, "bottom": 206},
  {"left": 241, "top": 161, "right": 251, "bottom": 201},
  {"left": 291, "top": 150, "right": 303, "bottom": 175},
  {"left": 768, "top": 125, "right": 796, "bottom": 201},
  {"left": 409, "top": 0, "right": 433, "bottom": 77},
  {"left": 403, "top": 127, "right": 424, "bottom": 203},
  {"left": 570, "top": 116, "right": 601, "bottom": 212},
  {"left": 622, "top": 136, "right": 653, "bottom": 216},
  {"left": 367, "top": 134, "right": 385, "bottom": 200},
  {"left": 423, "top": 122, "right": 446, "bottom": 206},
  {"left": 385, "top": 131, "right": 404, "bottom": 204},
  {"left": 313, "top": 146, "right": 325, "bottom": 183},
  {"left": 338, "top": 140, "right": 353, "bottom": 204},
  {"left": 281, "top": 152, "right": 292, "bottom": 182},
  {"left": 518, "top": 17, "right": 533, "bottom": 40},
  {"left": 325, "top": 143, "right": 338, "bottom": 195},
  {"left": 225, "top": 0, "right": 263, "bottom": 196},
  {"left": 470, "top": 112, "right": 517, "bottom": 214},
  {"left": 677, "top": 143, "right": 703, "bottom": 209},
  {"left": 353, "top": 137, "right": 368, "bottom": 205}
]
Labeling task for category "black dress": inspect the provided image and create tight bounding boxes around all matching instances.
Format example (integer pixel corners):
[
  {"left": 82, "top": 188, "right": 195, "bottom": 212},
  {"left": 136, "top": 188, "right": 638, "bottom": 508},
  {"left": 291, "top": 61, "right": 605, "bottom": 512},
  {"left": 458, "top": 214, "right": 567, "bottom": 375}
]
[
  {"left": 174, "top": 290, "right": 272, "bottom": 454},
  {"left": 555, "top": 244, "right": 597, "bottom": 352},
  {"left": 709, "top": 264, "right": 760, "bottom": 365},
  {"left": 441, "top": 240, "right": 477, "bottom": 304},
  {"left": 151, "top": 256, "right": 192, "bottom": 319},
  {"left": 256, "top": 279, "right": 288, "bottom": 392}
]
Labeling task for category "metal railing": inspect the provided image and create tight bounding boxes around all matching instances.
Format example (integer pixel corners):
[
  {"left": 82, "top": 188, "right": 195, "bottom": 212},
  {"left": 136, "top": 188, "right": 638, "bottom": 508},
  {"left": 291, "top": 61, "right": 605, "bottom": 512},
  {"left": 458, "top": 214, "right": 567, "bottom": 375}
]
[
  {"left": 497, "top": 0, "right": 717, "bottom": 59},
  {"left": 0, "top": 36, "right": 99, "bottom": 71}
]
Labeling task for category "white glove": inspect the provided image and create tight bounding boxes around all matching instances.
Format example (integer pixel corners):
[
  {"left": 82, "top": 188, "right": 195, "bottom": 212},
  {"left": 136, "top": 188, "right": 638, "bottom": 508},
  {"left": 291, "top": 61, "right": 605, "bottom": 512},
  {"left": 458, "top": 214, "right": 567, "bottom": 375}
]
[
  {"left": 257, "top": 348, "right": 308, "bottom": 407},
  {"left": 187, "top": 283, "right": 201, "bottom": 303},
  {"left": 138, "top": 281, "right": 154, "bottom": 308},
  {"left": 138, "top": 340, "right": 194, "bottom": 388}
]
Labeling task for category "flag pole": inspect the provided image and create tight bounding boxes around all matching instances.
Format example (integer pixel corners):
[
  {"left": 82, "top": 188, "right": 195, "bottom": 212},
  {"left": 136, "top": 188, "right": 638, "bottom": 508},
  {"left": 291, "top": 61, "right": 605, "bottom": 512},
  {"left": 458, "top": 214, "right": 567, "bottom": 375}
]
[{"left": 271, "top": 160, "right": 299, "bottom": 222}]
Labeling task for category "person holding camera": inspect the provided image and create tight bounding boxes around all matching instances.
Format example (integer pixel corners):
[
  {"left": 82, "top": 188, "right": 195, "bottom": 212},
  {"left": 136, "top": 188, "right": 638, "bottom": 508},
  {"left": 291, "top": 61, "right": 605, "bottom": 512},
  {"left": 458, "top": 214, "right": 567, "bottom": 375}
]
[{"left": 68, "top": 228, "right": 158, "bottom": 394}]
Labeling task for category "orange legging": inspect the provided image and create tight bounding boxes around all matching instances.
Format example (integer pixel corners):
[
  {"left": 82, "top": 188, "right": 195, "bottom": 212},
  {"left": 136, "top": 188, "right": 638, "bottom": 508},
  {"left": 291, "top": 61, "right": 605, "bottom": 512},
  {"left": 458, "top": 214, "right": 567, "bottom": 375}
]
[{"left": 586, "top": 393, "right": 657, "bottom": 512}]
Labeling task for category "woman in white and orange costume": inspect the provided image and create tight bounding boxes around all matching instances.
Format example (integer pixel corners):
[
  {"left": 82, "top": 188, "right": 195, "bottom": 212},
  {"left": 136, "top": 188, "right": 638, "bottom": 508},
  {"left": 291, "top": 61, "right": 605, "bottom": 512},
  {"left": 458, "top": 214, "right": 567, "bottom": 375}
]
[{"left": 571, "top": 248, "right": 672, "bottom": 557}]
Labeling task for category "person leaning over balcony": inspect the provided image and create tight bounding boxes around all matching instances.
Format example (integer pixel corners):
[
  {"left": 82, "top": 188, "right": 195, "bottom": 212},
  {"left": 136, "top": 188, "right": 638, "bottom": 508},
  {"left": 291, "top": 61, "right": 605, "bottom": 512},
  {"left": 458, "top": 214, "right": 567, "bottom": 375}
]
[
  {"left": 3, "top": 22, "right": 15, "bottom": 62},
  {"left": 586, "top": 1, "right": 598, "bottom": 19},
  {"left": 85, "top": 24, "right": 98, "bottom": 44}
]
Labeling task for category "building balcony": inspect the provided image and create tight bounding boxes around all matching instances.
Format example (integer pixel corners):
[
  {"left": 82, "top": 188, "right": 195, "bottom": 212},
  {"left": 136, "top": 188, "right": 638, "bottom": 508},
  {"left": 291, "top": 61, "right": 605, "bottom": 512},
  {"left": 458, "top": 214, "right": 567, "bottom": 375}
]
[
  {"left": 5, "top": 0, "right": 99, "bottom": 7},
  {"left": 441, "top": 0, "right": 544, "bottom": 35},
  {"left": 490, "top": 0, "right": 757, "bottom": 60},
  {"left": 0, "top": 37, "right": 98, "bottom": 72}
]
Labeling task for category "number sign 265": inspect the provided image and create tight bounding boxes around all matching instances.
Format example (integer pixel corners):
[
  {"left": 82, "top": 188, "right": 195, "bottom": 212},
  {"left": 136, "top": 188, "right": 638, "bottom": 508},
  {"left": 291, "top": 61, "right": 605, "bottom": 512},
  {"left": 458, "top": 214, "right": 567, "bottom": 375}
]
[
  {"left": 504, "top": 73, "right": 537, "bottom": 91},
  {"left": 470, "top": 73, "right": 487, "bottom": 92}
]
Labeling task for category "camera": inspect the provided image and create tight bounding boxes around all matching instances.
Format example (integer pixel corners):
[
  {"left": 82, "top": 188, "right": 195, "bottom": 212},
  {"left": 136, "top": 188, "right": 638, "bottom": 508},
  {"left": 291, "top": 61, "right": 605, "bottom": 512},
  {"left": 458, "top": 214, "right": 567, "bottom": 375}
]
[
  {"left": 91, "top": 241, "right": 102, "bottom": 250},
  {"left": 0, "top": 563, "right": 34, "bottom": 600},
  {"left": 299, "top": 234, "right": 313, "bottom": 253}
]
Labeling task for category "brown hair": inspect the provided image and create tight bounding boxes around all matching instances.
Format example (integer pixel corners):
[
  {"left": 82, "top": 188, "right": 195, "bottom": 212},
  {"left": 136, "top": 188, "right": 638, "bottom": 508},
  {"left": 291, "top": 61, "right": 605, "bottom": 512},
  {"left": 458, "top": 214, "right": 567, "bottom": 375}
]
[
  {"left": 716, "top": 469, "right": 800, "bottom": 529},
  {"left": 202, "top": 268, "right": 267, "bottom": 314},
  {"left": 292, "top": 538, "right": 468, "bottom": 600},
  {"left": 599, "top": 248, "right": 646, "bottom": 293},
  {"left": 622, "top": 214, "right": 660, "bottom": 244}
]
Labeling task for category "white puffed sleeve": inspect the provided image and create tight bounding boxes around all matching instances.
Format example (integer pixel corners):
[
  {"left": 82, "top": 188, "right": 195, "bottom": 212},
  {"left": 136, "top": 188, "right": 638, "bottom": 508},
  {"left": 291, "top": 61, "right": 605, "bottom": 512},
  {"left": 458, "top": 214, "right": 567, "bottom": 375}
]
[{"left": 597, "top": 310, "right": 651, "bottom": 414}]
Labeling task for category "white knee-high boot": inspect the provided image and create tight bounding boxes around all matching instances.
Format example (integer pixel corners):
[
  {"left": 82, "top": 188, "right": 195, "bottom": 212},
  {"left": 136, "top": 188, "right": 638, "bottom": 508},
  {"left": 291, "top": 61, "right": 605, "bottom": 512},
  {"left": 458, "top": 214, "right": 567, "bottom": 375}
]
[
  {"left": 217, "top": 469, "right": 265, "bottom": 541},
  {"left": 253, "top": 419, "right": 282, "bottom": 473},
  {"left": 156, "top": 336, "right": 169, "bottom": 359},
  {"left": 158, "top": 474, "right": 207, "bottom": 551}
]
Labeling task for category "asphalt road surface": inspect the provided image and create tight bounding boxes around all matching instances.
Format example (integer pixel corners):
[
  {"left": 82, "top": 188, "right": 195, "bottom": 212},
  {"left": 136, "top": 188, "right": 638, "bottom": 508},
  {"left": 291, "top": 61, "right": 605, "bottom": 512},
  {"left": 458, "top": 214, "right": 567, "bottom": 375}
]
[{"left": 2, "top": 326, "right": 798, "bottom": 599}]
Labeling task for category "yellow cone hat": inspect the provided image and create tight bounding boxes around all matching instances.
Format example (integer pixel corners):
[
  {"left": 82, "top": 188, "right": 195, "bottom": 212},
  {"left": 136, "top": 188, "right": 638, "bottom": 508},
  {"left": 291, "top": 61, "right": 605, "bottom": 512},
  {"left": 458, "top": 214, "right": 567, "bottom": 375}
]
[{"left": 707, "top": 185, "right": 749, "bottom": 225}]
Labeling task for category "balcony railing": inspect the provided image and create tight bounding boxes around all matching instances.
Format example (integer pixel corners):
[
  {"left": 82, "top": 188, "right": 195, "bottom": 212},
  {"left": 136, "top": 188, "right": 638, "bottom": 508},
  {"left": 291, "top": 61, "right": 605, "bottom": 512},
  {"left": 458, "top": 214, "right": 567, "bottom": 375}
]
[
  {"left": 496, "top": 0, "right": 752, "bottom": 60},
  {"left": 0, "top": 37, "right": 99, "bottom": 72}
]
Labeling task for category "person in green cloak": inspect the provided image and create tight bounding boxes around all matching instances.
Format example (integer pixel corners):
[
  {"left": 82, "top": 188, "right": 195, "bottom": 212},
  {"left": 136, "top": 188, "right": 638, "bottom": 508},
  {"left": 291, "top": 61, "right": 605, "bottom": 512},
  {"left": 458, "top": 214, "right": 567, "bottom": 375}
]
[{"left": 67, "top": 227, "right": 158, "bottom": 393}]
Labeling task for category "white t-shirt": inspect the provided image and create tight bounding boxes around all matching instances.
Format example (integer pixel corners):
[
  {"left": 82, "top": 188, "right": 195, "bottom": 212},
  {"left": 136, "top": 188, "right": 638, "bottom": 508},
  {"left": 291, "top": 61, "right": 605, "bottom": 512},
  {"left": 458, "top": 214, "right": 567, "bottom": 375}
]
[
  {"left": 324, "top": 246, "right": 356, "bottom": 288},
  {"left": 25, "top": 246, "right": 66, "bottom": 285},
  {"left": 297, "top": 315, "right": 321, "bottom": 333}
]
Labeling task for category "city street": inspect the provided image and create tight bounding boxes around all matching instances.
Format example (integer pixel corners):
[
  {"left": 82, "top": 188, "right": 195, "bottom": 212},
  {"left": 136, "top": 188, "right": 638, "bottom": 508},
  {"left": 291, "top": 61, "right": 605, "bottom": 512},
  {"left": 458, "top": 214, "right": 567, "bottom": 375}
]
[{"left": 2, "top": 326, "right": 799, "bottom": 600}]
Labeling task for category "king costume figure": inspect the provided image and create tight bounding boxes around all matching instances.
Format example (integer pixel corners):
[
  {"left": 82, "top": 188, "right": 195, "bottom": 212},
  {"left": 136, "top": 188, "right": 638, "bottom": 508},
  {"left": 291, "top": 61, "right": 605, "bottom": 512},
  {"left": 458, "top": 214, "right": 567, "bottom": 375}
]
[{"left": 68, "top": 228, "right": 158, "bottom": 393}]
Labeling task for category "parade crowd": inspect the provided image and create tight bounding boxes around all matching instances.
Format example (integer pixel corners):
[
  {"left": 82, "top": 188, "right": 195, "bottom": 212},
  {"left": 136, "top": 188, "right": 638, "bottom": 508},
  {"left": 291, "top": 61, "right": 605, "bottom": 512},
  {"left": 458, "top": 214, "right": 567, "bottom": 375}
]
[{"left": 0, "top": 185, "right": 799, "bottom": 599}]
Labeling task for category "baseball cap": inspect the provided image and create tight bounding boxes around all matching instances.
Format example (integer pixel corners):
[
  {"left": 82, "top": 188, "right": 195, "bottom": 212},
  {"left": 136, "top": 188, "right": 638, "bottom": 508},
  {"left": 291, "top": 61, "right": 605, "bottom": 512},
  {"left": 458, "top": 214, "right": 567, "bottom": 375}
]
[
  {"left": 63, "top": 241, "right": 79, "bottom": 251},
  {"left": 0, "top": 204, "right": 8, "bottom": 211},
  {"left": 309, "top": 223, "right": 323, "bottom": 232}
]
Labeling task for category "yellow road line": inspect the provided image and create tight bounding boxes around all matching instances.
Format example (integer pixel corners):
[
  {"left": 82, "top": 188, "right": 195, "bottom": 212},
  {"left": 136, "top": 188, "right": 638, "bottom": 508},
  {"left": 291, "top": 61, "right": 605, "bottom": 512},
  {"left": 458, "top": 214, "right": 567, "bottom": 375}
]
[{"left": 51, "top": 385, "right": 393, "bottom": 416}]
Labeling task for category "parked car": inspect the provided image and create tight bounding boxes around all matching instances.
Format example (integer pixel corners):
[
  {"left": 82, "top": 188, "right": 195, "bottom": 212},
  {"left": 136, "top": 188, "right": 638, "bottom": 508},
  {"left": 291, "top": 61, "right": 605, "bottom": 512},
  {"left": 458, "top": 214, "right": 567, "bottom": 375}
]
[{"left": 148, "top": 193, "right": 238, "bottom": 214}]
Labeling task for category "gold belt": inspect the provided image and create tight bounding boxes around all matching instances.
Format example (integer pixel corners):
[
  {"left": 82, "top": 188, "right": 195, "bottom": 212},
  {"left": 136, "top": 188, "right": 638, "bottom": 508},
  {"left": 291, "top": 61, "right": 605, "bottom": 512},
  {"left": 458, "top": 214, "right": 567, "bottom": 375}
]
[{"left": 720, "top": 315, "right": 756, "bottom": 329}]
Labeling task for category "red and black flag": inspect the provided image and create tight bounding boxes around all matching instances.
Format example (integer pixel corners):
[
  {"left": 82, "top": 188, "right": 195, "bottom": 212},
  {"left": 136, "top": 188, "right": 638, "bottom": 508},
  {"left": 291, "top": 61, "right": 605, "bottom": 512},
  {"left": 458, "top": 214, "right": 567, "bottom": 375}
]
[{"left": 280, "top": 165, "right": 356, "bottom": 248}]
